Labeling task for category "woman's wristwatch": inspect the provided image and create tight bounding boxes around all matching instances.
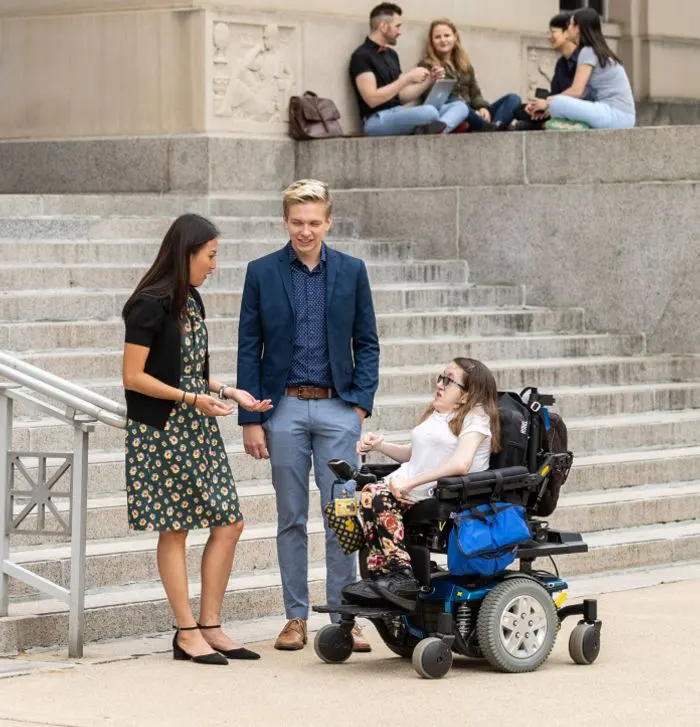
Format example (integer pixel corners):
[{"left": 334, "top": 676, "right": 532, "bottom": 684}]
[{"left": 218, "top": 385, "right": 229, "bottom": 400}]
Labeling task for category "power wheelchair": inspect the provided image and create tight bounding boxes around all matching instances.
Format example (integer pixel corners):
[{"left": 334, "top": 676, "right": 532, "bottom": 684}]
[{"left": 312, "top": 390, "right": 602, "bottom": 679}]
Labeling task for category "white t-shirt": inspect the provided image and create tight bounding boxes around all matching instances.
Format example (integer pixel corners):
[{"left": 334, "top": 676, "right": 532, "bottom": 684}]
[{"left": 388, "top": 407, "right": 492, "bottom": 503}]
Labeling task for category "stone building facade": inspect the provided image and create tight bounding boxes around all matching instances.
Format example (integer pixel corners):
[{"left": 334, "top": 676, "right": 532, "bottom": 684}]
[{"left": 0, "top": 0, "right": 698, "bottom": 139}]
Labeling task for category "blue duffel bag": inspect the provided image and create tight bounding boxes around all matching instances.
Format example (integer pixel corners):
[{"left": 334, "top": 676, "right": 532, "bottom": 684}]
[{"left": 447, "top": 502, "right": 531, "bottom": 577}]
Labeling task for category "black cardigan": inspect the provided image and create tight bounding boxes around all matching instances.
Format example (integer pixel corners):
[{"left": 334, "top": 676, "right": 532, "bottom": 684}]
[{"left": 123, "top": 288, "right": 210, "bottom": 429}]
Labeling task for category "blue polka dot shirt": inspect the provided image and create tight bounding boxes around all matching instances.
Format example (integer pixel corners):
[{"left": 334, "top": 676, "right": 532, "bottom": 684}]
[{"left": 286, "top": 242, "right": 333, "bottom": 388}]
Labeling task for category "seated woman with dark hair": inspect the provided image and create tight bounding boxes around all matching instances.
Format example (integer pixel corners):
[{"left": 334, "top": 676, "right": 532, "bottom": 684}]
[
  {"left": 527, "top": 8, "right": 635, "bottom": 129},
  {"left": 344, "top": 358, "right": 501, "bottom": 608}
]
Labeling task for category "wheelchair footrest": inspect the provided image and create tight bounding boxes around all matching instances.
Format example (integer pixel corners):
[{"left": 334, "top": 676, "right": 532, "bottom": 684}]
[{"left": 312, "top": 603, "right": 412, "bottom": 618}]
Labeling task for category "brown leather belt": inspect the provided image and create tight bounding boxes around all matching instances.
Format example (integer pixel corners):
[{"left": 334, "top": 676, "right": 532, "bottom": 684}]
[{"left": 285, "top": 386, "right": 337, "bottom": 400}]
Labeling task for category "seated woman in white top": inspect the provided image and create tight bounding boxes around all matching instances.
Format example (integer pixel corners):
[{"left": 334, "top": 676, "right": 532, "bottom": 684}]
[
  {"left": 344, "top": 357, "right": 501, "bottom": 607},
  {"left": 527, "top": 8, "right": 635, "bottom": 129}
]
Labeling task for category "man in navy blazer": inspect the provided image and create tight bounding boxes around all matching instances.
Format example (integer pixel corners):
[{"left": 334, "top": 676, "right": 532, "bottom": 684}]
[{"left": 237, "top": 179, "right": 379, "bottom": 652}]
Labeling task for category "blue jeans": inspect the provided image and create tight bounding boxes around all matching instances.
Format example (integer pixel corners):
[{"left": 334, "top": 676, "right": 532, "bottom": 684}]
[
  {"left": 550, "top": 96, "right": 636, "bottom": 129},
  {"left": 466, "top": 93, "right": 522, "bottom": 129},
  {"left": 364, "top": 99, "right": 469, "bottom": 136},
  {"left": 263, "top": 396, "right": 361, "bottom": 622}
]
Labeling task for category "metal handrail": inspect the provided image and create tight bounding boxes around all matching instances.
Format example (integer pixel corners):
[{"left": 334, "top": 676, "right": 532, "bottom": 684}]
[
  {"left": 0, "top": 351, "right": 126, "bottom": 429},
  {"left": 0, "top": 351, "right": 127, "bottom": 658}
]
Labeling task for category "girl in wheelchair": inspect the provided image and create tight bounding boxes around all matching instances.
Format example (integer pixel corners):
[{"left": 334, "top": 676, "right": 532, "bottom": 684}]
[{"left": 345, "top": 357, "right": 501, "bottom": 609}]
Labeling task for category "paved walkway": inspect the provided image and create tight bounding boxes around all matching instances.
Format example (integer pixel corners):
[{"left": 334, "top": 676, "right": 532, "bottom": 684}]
[{"left": 0, "top": 578, "right": 699, "bottom": 727}]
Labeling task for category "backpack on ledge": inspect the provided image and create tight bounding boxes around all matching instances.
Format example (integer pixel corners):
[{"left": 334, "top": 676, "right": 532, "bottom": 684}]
[{"left": 288, "top": 91, "right": 344, "bottom": 141}]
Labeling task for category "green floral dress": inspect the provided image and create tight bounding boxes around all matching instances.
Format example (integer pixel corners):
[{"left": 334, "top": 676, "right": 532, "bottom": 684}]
[{"left": 125, "top": 296, "right": 242, "bottom": 532}]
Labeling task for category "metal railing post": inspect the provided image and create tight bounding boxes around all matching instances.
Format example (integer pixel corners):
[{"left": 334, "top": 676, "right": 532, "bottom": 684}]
[
  {"left": 0, "top": 353, "right": 124, "bottom": 657},
  {"left": 0, "top": 393, "right": 13, "bottom": 617},
  {"left": 68, "top": 422, "right": 90, "bottom": 658}
]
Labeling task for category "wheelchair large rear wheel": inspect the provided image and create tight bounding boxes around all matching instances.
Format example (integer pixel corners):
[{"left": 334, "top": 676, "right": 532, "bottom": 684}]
[{"left": 476, "top": 578, "right": 558, "bottom": 673}]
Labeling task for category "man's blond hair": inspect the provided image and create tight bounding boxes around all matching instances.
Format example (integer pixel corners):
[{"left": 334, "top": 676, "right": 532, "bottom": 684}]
[{"left": 282, "top": 179, "right": 333, "bottom": 218}]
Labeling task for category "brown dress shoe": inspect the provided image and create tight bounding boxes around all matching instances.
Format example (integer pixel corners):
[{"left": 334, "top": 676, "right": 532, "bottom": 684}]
[
  {"left": 274, "top": 618, "right": 307, "bottom": 651},
  {"left": 351, "top": 624, "right": 372, "bottom": 653}
]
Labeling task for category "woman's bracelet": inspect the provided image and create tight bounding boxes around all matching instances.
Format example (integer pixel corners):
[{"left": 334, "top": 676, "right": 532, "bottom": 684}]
[
  {"left": 218, "top": 385, "right": 228, "bottom": 400},
  {"left": 180, "top": 391, "right": 186, "bottom": 403},
  {"left": 193, "top": 393, "right": 198, "bottom": 407}
]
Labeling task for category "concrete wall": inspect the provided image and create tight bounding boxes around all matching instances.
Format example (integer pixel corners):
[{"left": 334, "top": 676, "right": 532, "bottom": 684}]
[
  {"left": 298, "top": 127, "right": 700, "bottom": 355},
  {"left": 0, "top": 10, "right": 205, "bottom": 138}
]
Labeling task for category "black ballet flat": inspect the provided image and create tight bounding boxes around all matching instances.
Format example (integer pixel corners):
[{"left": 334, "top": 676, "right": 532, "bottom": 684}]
[
  {"left": 198, "top": 623, "right": 261, "bottom": 660},
  {"left": 173, "top": 626, "right": 228, "bottom": 665}
]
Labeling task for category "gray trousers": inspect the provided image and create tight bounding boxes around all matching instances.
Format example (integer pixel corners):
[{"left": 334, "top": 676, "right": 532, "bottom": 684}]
[{"left": 264, "top": 396, "right": 361, "bottom": 621}]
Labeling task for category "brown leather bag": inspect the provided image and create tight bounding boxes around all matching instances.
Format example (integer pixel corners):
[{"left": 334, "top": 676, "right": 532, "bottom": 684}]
[{"left": 288, "top": 91, "right": 344, "bottom": 141}]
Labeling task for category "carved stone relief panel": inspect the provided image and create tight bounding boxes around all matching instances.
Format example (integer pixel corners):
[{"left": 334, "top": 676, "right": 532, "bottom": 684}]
[
  {"left": 525, "top": 45, "right": 559, "bottom": 98},
  {"left": 209, "top": 17, "right": 299, "bottom": 133}
]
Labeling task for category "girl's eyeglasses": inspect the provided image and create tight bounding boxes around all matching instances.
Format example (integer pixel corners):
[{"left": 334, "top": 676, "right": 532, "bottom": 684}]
[{"left": 436, "top": 374, "right": 466, "bottom": 391}]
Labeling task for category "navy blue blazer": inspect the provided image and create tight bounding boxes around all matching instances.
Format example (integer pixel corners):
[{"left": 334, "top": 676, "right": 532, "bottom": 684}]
[{"left": 236, "top": 244, "right": 380, "bottom": 425}]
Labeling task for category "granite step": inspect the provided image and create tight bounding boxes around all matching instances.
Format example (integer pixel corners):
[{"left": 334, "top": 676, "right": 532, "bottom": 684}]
[
  {"left": 0, "top": 238, "right": 416, "bottom": 264},
  {"left": 10, "top": 472, "right": 700, "bottom": 552},
  {"left": 11, "top": 439, "right": 700, "bottom": 502},
  {"left": 11, "top": 355, "right": 698, "bottom": 404},
  {"left": 0, "top": 193, "right": 284, "bottom": 218},
  {"left": 0, "top": 193, "right": 283, "bottom": 218},
  {"left": 0, "top": 564, "right": 328, "bottom": 654},
  {"left": 0, "top": 259, "right": 469, "bottom": 291},
  {"left": 13, "top": 406, "right": 700, "bottom": 459},
  {"left": 14, "top": 372, "right": 700, "bottom": 451},
  {"left": 57, "top": 377, "right": 700, "bottom": 416},
  {"left": 569, "top": 445, "right": 700, "bottom": 491},
  {"left": 0, "top": 284, "right": 527, "bottom": 325},
  {"left": 6, "top": 520, "right": 328, "bottom": 598},
  {"left": 0, "top": 215, "right": 358, "bottom": 240},
  {"left": 7, "top": 490, "right": 700, "bottom": 596},
  {"left": 5, "top": 309, "right": 588, "bottom": 378},
  {"left": 3, "top": 520, "right": 700, "bottom": 653},
  {"left": 13, "top": 371, "right": 700, "bottom": 429},
  {"left": 9, "top": 479, "right": 321, "bottom": 545},
  {"left": 0, "top": 285, "right": 526, "bottom": 344}
]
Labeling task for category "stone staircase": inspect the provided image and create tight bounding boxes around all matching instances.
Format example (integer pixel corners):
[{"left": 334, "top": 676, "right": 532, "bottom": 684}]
[{"left": 1, "top": 194, "right": 700, "bottom": 654}]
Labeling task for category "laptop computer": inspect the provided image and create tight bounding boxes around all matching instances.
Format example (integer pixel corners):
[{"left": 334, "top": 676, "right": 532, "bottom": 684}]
[{"left": 423, "top": 78, "right": 457, "bottom": 111}]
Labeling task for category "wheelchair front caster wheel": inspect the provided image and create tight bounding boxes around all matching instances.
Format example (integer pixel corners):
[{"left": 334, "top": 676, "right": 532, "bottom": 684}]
[
  {"left": 569, "top": 622, "right": 601, "bottom": 665},
  {"left": 412, "top": 637, "right": 453, "bottom": 679},
  {"left": 314, "top": 624, "right": 353, "bottom": 664}
]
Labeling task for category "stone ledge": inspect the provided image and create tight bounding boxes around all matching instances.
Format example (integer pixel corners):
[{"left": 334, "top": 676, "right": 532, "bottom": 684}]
[
  {"left": 3, "top": 126, "right": 700, "bottom": 194},
  {"left": 0, "top": 136, "right": 295, "bottom": 194}
]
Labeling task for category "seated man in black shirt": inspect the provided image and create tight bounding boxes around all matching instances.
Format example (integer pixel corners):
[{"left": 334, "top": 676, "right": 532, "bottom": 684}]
[{"left": 349, "top": 3, "right": 468, "bottom": 136}]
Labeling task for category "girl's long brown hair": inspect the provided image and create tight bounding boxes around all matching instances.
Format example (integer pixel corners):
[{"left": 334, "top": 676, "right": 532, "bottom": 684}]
[
  {"left": 121, "top": 213, "right": 219, "bottom": 326},
  {"left": 418, "top": 358, "right": 501, "bottom": 453},
  {"left": 422, "top": 17, "right": 471, "bottom": 76}
]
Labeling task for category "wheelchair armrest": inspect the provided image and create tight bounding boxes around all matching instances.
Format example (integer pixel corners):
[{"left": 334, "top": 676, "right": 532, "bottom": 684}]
[{"left": 436, "top": 466, "right": 533, "bottom": 504}]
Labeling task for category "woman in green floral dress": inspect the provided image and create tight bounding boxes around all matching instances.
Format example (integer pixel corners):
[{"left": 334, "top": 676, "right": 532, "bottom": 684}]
[{"left": 122, "top": 214, "right": 272, "bottom": 666}]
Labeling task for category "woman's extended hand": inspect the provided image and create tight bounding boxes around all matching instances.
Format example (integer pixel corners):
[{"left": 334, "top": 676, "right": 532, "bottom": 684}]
[
  {"left": 429, "top": 65, "right": 445, "bottom": 82},
  {"left": 227, "top": 388, "right": 274, "bottom": 413},
  {"left": 389, "top": 476, "right": 413, "bottom": 504},
  {"left": 194, "top": 394, "right": 235, "bottom": 417},
  {"left": 356, "top": 431, "right": 384, "bottom": 455},
  {"left": 527, "top": 98, "right": 549, "bottom": 116}
]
